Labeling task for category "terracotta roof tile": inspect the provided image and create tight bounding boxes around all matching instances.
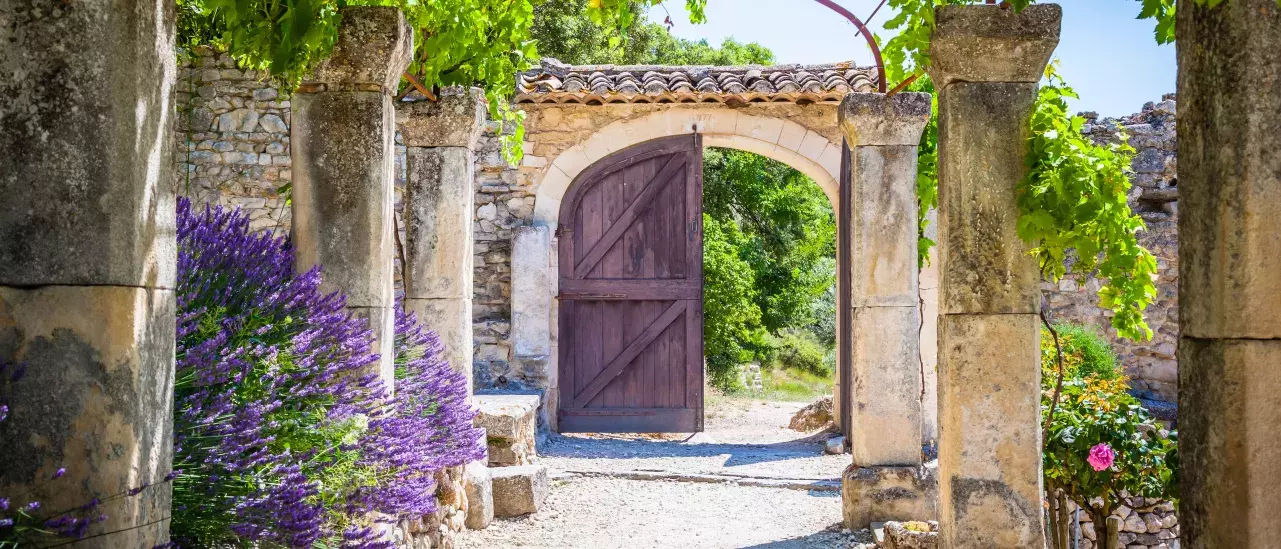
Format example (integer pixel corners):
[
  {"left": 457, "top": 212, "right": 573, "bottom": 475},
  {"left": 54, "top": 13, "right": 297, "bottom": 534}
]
[{"left": 516, "top": 58, "right": 878, "bottom": 105}]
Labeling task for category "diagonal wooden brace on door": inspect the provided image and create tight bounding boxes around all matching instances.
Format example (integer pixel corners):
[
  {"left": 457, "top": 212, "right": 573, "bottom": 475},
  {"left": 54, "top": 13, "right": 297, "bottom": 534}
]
[
  {"left": 571, "top": 300, "right": 688, "bottom": 408},
  {"left": 572, "top": 154, "right": 688, "bottom": 279}
]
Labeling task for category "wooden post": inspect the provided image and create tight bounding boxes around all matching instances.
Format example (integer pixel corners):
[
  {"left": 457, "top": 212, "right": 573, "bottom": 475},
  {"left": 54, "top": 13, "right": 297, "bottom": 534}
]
[{"left": 1105, "top": 516, "right": 1122, "bottom": 549}]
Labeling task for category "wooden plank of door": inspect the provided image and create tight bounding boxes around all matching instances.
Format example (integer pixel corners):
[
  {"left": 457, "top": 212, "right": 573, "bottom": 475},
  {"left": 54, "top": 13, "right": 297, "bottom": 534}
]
[
  {"left": 571, "top": 299, "right": 687, "bottom": 409},
  {"left": 573, "top": 154, "right": 686, "bottom": 279}
]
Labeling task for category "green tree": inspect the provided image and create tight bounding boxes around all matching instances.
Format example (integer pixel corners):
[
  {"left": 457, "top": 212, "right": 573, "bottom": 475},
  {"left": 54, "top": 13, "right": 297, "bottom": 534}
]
[
  {"left": 531, "top": 0, "right": 773, "bottom": 65},
  {"left": 702, "top": 214, "right": 767, "bottom": 389},
  {"left": 703, "top": 148, "right": 836, "bottom": 335}
]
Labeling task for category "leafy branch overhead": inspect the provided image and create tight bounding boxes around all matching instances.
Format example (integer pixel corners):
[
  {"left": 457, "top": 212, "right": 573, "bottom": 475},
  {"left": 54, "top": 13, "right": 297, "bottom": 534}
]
[
  {"left": 177, "top": 0, "right": 708, "bottom": 163},
  {"left": 881, "top": 0, "right": 1158, "bottom": 341}
]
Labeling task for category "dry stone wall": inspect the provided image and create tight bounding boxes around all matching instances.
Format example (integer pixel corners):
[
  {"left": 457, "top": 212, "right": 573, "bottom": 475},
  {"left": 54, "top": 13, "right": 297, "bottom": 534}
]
[
  {"left": 1042, "top": 95, "right": 1179, "bottom": 403},
  {"left": 175, "top": 47, "right": 293, "bottom": 235}
]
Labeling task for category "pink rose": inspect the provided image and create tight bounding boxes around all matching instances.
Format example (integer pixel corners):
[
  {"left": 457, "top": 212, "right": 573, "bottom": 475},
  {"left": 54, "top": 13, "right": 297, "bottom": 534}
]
[{"left": 1087, "top": 443, "right": 1115, "bottom": 472}]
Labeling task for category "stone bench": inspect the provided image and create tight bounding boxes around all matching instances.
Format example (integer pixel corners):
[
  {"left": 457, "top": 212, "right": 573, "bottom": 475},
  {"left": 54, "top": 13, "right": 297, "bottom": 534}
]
[
  {"left": 491, "top": 464, "right": 549, "bottom": 518},
  {"left": 474, "top": 393, "right": 540, "bottom": 467}
]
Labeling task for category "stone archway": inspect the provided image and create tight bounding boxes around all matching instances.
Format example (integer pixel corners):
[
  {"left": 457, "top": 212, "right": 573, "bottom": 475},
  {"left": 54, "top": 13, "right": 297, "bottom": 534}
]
[{"left": 503, "top": 60, "right": 932, "bottom": 480}]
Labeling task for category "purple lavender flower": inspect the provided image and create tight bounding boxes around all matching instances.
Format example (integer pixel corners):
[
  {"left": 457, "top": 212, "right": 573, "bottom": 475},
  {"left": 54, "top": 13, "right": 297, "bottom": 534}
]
[{"left": 171, "top": 199, "right": 482, "bottom": 547}]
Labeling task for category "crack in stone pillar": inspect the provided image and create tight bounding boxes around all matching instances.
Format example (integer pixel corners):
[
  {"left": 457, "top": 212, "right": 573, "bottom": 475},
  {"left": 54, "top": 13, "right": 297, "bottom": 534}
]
[
  {"left": 1177, "top": 1, "right": 1281, "bottom": 546},
  {"left": 398, "top": 87, "right": 487, "bottom": 397},
  {"left": 291, "top": 6, "right": 413, "bottom": 387},
  {"left": 0, "top": 0, "right": 177, "bottom": 545},
  {"left": 927, "top": 4, "right": 1061, "bottom": 547}
]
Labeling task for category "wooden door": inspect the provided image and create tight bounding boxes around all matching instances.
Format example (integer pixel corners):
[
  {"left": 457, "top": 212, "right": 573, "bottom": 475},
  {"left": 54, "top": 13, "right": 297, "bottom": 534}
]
[{"left": 557, "top": 134, "right": 704, "bottom": 433}]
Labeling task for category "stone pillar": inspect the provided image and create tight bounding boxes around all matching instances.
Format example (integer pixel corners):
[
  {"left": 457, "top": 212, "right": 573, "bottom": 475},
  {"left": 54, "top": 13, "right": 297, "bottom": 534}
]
[
  {"left": 0, "top": 0, "right": 177, "bottom": 546},
  {"left": 291, "top": 7, "right": 412, "bottom": 386},
  {"left": 839, "top": 92, "right": 931, "bottom": 467},
  {"left": 927, "top": 5, "right": 1060, "bottom": 548},
  {"left": 1177, "top": 1, "right": 1281, "bottom": 547},
  {"left": 837, "top": 93, "right": 935, "bottom": 529},
  {"left": 397, "top": 87, "right": 486, "bottom": 395}
]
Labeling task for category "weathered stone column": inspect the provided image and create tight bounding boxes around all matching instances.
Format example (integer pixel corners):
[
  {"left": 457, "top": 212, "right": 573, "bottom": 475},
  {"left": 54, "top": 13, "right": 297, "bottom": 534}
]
[
  {"left": 291, "top": 7, "right": 412, "bottom": 386},
  {"left": 837, "top": 92, "right": 935, "bottom": 529},
  {"left": 0, "top": 0, "right": 177, "bottom": 546},
  {"left": 397, "top": 87, "right": 486, "bottom": 394},
  {"left": 928, "top": 5, "right": 1059, "bottom": 548},
  {"left": 1177, "top": 1, "right": 1281, "bottom": 547},
  {"left": 839, "top": 93, "right": 931, "bottom": 466}
]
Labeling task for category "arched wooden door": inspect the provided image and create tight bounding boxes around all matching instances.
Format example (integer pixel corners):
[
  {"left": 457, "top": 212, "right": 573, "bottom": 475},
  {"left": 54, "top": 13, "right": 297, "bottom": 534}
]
[{"left": 557, "top": 134, "right": 704, "bottom": 433}]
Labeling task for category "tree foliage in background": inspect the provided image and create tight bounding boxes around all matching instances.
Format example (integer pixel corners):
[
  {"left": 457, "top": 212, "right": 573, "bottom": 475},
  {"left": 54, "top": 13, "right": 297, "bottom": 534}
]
[
  {"left": 531, "top": 0, "right": 773, "bottom": 66},
  {"left": 176, "top": 0, "right": 707, "bottom": 162},
  {"left": 702, "top": 214, "right": 766, "bottom": 390},
  {"left": 881, "top": 0, "right": 1156, "bottom": 342},
  {"left": 703, "top": 149, "right": 836, "bottom": 336}
]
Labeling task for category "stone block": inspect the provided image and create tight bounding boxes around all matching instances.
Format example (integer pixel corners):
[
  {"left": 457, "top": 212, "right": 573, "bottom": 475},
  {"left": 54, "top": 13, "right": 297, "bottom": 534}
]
[
  {"left": 290, "top": 89, "right": 396, "bottom": 309},
  {"left": 0, "top": 0, "right": 176, "bottom": 289},
  {"left": 1178, "top": 337, "right": 1281, "bottom": 548},
  {"left": 404, "top": 297, "right": 473, "bottom": 394},
  {"left": 308, "top": 7, "right": 413, "bottom": 91},
  {"left": 936, "top": 313, "right": 1044, "bottom": 548},
  {"left": 928, "top": 4, "right": 1062, "bottom": 88},
  {"left": 0, "top": 285, "right": 175, "bottom": 548},
  {"left": 936, "top": 81, "right": 1041, "bottom": 315},
  {"left": 463, "top": 462, "right": 494, "bottom": 530},
  {"left": 839, "top": 92, "right": 932, "bottom": 147},
  {"left": 842, "top": 463, "right": 938, "bottom": 529},
  {"left": 1178, "top": 0, "right": 1281, "bottom": 341},
  {"left": 404, "top": 147, "right": 475, "bottom": 299},
  {"left": 511, "top": 226, "right": 552, "bottom": 357},
  {"left": 397, "top": 87, "right": 487, "bottom": 148},
  {"left": 475, "top": 394, "right": 540, "bottom": 466},
  {"left": 850, "top": 145, "right": 920, "bottom": 306},
  {"left": 491, "top": 464, "right": 549, "bottom": 518},
  {"left": 849, "top": 306, "right": 922, "bottom": 467}
]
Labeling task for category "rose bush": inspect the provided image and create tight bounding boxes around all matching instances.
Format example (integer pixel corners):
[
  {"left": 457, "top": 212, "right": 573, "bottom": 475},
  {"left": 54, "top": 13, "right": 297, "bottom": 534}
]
[{"left": 1041, "top": 325, "right": 1178, "bottom": 542}]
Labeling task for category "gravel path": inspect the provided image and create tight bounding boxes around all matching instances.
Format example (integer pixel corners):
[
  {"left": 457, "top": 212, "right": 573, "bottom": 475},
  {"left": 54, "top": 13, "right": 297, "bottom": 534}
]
[{"left": 459, "top": 397, "right": 866, "bottom": 549}]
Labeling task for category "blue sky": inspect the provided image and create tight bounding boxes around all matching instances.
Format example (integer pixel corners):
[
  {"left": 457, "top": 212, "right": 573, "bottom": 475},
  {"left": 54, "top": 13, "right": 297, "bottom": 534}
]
[{"left": 648, "top": 0, "right": 1175, "bottom": 116}]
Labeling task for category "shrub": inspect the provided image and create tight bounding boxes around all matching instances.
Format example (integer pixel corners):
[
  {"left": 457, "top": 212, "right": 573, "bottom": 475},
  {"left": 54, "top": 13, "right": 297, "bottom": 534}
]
[
  {"left": 172, "top": 199, "right": 482, "bottom": 547},
  {"left": 766, "top": 329, "right": 830, "bottom": 377},
  {"left": 1041, "top": 323, "right": 1120, "bottom": 382},
  {"left": 1041, "top": 323, "right": 1177, "bottom": 542}
]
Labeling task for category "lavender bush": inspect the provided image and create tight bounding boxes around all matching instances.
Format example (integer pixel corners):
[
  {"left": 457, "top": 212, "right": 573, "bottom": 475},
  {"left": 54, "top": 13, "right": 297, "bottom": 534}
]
[{"left": 172, "top": 199, "right": 483, "bottom": 547}]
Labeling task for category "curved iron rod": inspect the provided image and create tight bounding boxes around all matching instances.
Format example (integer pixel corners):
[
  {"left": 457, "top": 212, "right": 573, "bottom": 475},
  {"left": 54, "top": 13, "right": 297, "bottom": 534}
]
[{"left": 812, "top": 0, "right": 888, "bottom": 93}]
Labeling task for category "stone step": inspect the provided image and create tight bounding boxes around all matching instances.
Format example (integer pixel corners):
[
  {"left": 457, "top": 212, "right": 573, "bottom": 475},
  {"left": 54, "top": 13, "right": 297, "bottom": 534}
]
[
  {"left": 474, "top": 393, "right": 540, "bottom": 466},
  {"left": 491, "top": 464, "right": 549, "bottom": 518}
]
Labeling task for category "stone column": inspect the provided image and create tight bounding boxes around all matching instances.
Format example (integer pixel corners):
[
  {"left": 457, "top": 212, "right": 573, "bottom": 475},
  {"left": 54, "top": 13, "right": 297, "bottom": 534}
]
[
  {"left": 291, "top": 7, "right": 412, "bottom": 386},
  {"left": 839, "top": 93, "right": 931, "bottom": 466},
  {"left": 837, "top": 93, "right": 935, "bottom": 529},
  {"left": 928, "top": 5, "right": 1060, "bottom": 548},
  {"left": 397, "top": 87, "right": 486, "bottom": 395},
  {"left": 1177, "top": 1, "right": 1281, "bottom": 547},
  {"left": 0, "top": 0, "right": 177, "bottom": 546}
]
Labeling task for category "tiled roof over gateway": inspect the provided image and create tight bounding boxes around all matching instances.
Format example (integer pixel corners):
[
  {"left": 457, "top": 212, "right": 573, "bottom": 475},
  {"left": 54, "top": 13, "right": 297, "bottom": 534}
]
[{"left": 516, "top": 58, "right": 879, "bottom": 105}]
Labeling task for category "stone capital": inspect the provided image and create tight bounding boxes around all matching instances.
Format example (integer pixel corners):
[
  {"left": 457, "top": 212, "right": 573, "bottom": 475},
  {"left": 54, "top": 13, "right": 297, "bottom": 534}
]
[
  {"left": 397, "top": 86, "right": 488, "bottom": 148},
  {"left": 839, "top": 92, "right": 932, "bottom": 147},
  {"left": 307, "top": 6, "right": 413, "bottom": 92},
  {"left": 927, "top": 4, "right": 1061, "bottom": 89}
]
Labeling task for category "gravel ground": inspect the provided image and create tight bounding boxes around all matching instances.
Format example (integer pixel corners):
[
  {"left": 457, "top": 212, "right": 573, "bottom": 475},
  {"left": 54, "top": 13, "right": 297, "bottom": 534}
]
[{"left": 459, "top": 397, "right": 863, "bottom": 549}]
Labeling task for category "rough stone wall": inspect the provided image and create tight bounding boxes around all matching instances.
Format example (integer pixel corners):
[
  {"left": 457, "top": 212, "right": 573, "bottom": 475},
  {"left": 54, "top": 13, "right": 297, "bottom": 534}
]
[
  {"left": 1042, "top": 95, "right": 1179, "bottom": 402},
  {"left": 175, "top": 47, "right": 293, "bottom": 234},
  {"left": 1068, "top": 495, "right": 1180, "bottom": 549}
]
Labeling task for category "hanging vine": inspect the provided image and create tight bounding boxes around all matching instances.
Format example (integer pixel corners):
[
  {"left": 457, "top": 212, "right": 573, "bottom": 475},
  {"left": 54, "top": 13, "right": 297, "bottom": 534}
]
[{"left": 881, "top": 0, "right": 1158, "bottom": 343}]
